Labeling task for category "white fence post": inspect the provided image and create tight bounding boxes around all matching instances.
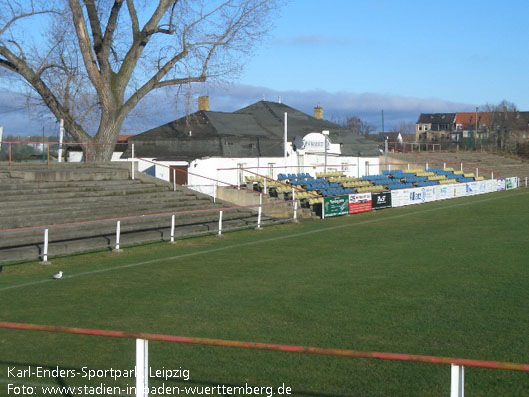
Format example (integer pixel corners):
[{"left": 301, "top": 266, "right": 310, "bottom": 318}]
[
  {"left": 443, "top": 162, "right": 446, "bottom": 169},
  {"left": 426, "top": 162, "right": 429, "bottom": 170},
  {"left": 525, "top": 176, "right": 528, "bottom": 187},
  {"left": 264, "top": 178, "right": 267, "bottom": 195},
  {"left": 131, "top": 143, "right": 135, "bottom": 180},
  {"left": 58, "top": 119, "right": 64, "bottom": 163},
  {"left": 460, "top": 162, "right": 463, "bottom": 172},
  {"left": 407, "top": 163, "right": 410, "bottom": 170},
  {"left": 135, "top": 339, "right": 148, "bottom": 397},
  {"left": 114, "top": 221, "right": 121, "bottom": 252},
  {"left": 257, "top": 194, "right": 262, "bottom": 229},
  {"left": 491, "top": 172, "right": 494, "bottom": 180},
  {"left": 172, "top": 169, "right": 176, "bottom": 192},
  {"left": 170, "top": 215, "right": 175, "bottom": 244},
  {"left": 450, "top": 364, "right": 464, "bottom": 397},
  {"left": 292, "top": 188, "right": 297, "bottom": 221},
  {"left": 218, "top": 211, "right": 223, "bottom": 236},
  {"left": 476, "top": 168, "right": 479, "bottom": 178},
  {"left": 41, "top": 228, "right": 49, "bottom": 264}
]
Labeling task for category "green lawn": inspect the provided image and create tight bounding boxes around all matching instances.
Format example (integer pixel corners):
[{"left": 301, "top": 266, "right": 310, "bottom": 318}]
[{"left": 1, "top": 189, "right": 528, "bottom": 396}]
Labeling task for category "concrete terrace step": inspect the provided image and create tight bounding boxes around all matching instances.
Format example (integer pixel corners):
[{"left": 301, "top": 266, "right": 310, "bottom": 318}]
[
  {"left": 0, "top": 190, "right": 197, "bottom": 212},
  {"left": 0, "top": 196, "right": 214, "bottom": 219},
  {"left": 0, "top": 215, "right": 279, "bottom": 264},
  {"left": 0, "top": 179, "right": 144, "bottom": 191},
  {"left": 0, "top": 183, "right": 170, "bottom": 200},
  {"left": 0, "top": 199, "right": 223, "bottom": 229},
  {"left": 0, "top": 209, "right": 264, "bottom": 254},
  {"left": 0, "top": 162, "right": 287, "bottom": 264},
  {"left": 7, "top": 168, "right": 130, "bottom": 182}
]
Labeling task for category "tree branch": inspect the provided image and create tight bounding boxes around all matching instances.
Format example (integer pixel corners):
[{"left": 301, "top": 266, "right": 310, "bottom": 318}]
[
  {"left": 121, "top": 48, "right": 188, "bottom": 115},
  {"left": 0, "top": 44, "right": 90, "bottom": 142},
  {"left": 68, "top": 0, "right": 103, "bottom": 97},
  {"left": 154, "top": 76, "right": 206, "bottom": 88},
  {"left": 116, "top": 0, "right": 174, "bottom": 89},
  {"left": 0, "top": 9, "right": 58, "bottom": 36},
  {"left": 100, "top": 1, "right": 124, "bottom": 63},
  {"left": 0, "top": 57, "right": 17, "bottom": 73},
  {"left": 125, "top": 0, "right": 140, "bottom": 37}
]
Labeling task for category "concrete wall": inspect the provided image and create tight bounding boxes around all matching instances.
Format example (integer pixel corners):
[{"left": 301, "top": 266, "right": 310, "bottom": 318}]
[{"left": 216, "top": 187, "right": 294, "bottom": 219}]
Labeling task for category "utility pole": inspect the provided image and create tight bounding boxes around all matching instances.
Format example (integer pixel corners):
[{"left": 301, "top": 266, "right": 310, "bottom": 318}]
[{"left": 475, "top": 106, "right": 479, "bottom": 149}]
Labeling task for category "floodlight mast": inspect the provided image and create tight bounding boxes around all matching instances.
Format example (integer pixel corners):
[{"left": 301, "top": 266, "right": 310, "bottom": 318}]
[
  {"left": 284, "top": 112, "right": 288, "bottom": 174},
  {"left": 322, "top": 130, "right": 330, "bottom": 173}
]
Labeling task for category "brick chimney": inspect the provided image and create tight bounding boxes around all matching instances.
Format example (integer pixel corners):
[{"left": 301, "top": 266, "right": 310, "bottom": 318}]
[
  {"left": 198, "top": 96, "right": 210, "bottom": 111},
  {"left": 314, "top": 105, "right": 323, "bottom": 120}
]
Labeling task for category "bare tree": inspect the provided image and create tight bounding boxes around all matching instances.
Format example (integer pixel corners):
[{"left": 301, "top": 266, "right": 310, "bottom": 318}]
[
  {"left": 393, "top": 120, "right": 414, "bottom": 136},
  {"left": 345, "top": 116, "right": 374, "bottom": 137},
  {"left": 0, "top": 0, "right": 280, "bottom": 160},
  {"left": 481, "top": 100, "right": 520, "bottom": 151}
]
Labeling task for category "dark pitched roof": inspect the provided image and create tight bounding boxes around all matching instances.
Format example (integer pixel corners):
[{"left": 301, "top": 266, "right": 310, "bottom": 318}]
[
  {"left": 417, "top": 113, "right": 456, "bottom": 124},
  {"left": 131, "top": 101, "right": 380, "bottom": 158}
]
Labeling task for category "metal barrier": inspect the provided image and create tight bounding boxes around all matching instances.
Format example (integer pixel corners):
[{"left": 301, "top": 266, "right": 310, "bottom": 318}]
[
  {"left": 0, "top": 141, "right": 130, "bottom": 165},
  {"left": 0, "top": 198, "right": 299, "bottom": 264},
  {"left": 0, "top": 321, "right": 527, "bottom": 397}
]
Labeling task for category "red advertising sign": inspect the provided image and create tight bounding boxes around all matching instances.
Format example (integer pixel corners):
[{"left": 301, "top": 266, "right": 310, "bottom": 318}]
[{"left": 348, "top": 193, "right": 372, "bottom": 214}]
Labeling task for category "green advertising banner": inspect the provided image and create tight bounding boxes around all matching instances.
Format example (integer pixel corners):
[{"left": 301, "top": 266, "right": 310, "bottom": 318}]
[
  {"left": 505, "top": 177, "right": 518, "bottom": 190},
  {"left": 323, "top": 196, "right": 349, "bottom": 218}
]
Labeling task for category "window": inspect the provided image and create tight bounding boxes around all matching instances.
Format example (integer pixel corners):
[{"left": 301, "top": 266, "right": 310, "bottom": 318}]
[{"left": 268, "top": 163, "right": 275, "bottom": 179}]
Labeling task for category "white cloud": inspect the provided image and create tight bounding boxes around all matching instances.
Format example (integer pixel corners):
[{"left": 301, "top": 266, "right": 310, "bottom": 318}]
[
  {"left": 0, "top": 83, "right": 476, "bottom": 136},
  {"left": 271, "top": 35, "right": 363, "bottom": 47}
]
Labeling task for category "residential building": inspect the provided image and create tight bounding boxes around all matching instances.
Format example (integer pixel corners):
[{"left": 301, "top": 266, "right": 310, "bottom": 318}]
[{"left": 415, "top": 113, "right": 456, "bottom": 142}]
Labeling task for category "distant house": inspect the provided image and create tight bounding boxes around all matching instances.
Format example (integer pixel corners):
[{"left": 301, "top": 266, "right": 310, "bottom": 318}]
[
  {"left": 415, "top": 113, "right": 456, "bottom": 142},
  {"left": 454, "top": 112, "right": 492, "bottom": 141},
  {"left": 128, "top": 98, "right": 381, "bottom": 195}
]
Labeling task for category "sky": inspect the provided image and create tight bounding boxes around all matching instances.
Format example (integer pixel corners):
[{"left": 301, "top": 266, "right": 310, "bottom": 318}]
[{"left": 1, "top": 0, "right": 528, "bottom": 136}]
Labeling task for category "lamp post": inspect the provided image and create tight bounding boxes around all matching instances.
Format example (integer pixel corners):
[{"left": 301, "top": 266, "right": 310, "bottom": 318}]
[
  {"left": 322, "top": 130, "right": 329, "bottom": 173},
  {"left": 475, "top": 106, "right": 479, "bottom": 149}
]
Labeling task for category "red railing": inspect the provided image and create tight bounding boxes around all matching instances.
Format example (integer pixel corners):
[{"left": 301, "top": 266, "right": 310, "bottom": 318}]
[
  {"left": 0, "top": 321, "right": 527, "bottom": 397},
  {"left": 1, "top": 140, "right": 129, "bottom": 165}
]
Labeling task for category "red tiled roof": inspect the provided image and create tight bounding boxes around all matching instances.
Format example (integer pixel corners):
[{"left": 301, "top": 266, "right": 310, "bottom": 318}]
[{"left": 455, "top": 112, "right": 492, "bottom": 130}]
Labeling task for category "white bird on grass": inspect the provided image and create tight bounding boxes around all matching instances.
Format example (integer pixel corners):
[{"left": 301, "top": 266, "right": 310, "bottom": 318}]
[{"left": 52, "top": 271, "right": 63, "bottom": 280}]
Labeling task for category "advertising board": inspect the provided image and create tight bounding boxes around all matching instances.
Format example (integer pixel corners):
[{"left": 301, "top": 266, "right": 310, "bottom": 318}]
[
  {"left": 323, "top": 195, "right": 349, "bottom": 218},
  {"left": 371, "top": 192, "right": 392, "bottom": 210},
  {"left": 348, "top": 193, "right": 372, "bottom": 214},
  {"left": 505, "top": 177, "right": 518, "bottom": 190}
]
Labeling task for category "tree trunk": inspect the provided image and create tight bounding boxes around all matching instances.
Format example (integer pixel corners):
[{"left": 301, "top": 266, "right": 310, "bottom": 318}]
[{"left": 85, "top": 112, "right": 125, "bottom": 162}]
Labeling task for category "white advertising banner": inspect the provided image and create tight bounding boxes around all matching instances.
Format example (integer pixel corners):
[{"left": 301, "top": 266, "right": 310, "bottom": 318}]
[
  {"left": 486, "top": 179, "right": 497, "bottom": 193},
  {"left": 391, "top": 180, "right": 499, "bottom": 208}
]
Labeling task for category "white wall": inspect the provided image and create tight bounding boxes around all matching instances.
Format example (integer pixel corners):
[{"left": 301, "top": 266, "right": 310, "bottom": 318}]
[{"left": 68, "top": 151, "right": 124, "bottom": 162}]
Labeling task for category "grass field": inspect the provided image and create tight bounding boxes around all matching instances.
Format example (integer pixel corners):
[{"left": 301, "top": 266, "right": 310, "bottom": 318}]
[{"left": 1, "top": 189, "right": 529, "bottom": 396}]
